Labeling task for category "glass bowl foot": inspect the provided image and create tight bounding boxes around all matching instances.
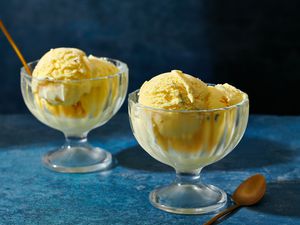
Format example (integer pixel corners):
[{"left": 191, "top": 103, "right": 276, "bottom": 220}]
[
  {"left": 149, "top": 183, "right": 227, "bottom": 214},
  {"left": 43, "top": 146, "right": 112, "bottom": 173}
]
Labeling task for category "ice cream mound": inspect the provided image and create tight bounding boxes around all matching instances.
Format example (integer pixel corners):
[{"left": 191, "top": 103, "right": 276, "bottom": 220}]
[
  {"left": 139, "top": 70, "right": 246, "bottom": 110},
  {"left": 33, "top": 48, "right": 118, "bottom": 80},
  {"left": 32, "top": 48, "right": 119, "bottom": 118}
]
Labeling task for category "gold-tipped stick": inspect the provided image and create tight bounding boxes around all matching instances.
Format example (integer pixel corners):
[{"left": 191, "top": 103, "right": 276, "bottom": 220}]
[{"left": 0, "top": 19, "right": 32, "bottom": 75}]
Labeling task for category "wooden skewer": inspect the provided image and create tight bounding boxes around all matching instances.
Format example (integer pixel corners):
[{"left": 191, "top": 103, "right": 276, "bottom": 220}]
[{"left": 0, "top": 19, "right": 32, "bottom": 75}]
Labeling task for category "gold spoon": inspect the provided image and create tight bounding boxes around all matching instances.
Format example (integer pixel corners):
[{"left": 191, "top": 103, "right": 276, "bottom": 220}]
[
  {"left": 0, "top": 19, "right": 32, "bottom": 75},
  {"left": 204, "top": 174, "right": 266, "bottom": 225}
]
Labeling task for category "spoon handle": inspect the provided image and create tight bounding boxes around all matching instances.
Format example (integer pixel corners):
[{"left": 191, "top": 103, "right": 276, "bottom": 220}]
[{"left": 203, "top": 204, "right": 240, "bottom": 225}]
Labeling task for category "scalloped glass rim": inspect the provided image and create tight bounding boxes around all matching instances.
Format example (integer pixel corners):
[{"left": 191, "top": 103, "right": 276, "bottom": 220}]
[
  {"left": 128, "top": 88, "right": 249, "bottom": 113},
  {"left": 21, "top": 57, "right": 128, "bottom": 82}
]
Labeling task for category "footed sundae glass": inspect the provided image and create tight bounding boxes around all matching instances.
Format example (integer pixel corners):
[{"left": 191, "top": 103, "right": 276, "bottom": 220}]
[
  {"left": 128, "top": 89, "right": 249, "bottom": 214},
  {"left": 21, "top": 58, "right": 128, "bottom": 173}
]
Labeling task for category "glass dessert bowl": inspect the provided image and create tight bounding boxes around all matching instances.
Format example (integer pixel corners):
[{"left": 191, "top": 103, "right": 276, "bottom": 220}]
[
  {"left": 21, "top": 58, "right": 128, "bottom": 173},
  {"left": 128, "top": 89, "right": 249, "bottom": 214}
]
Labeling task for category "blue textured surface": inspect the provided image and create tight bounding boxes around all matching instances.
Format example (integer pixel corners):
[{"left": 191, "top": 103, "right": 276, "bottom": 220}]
[{"left": 0, "top": 113, "right": 300, "bottom": 225}]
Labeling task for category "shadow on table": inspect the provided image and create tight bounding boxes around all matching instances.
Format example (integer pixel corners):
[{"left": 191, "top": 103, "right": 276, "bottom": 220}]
[
  {"left": 207, "top": 137, "right": 297, "bottom": 171},
  {"left": 116, "top": 137, "right": 296, "bottom": 172},
  {"left": 251, "top": 179, "right": 300, "bottom": 218},
  {"left": 115, "top": 145, "right": 173, "bottom": 172},
  {"left": 214, "top": 209, "right": 242, "bottom": 225},
  {"left": 0, "top": 124, "right": 61, "bottom": 149},
  {"left": 0, "top": 114, "right": 129, "bottom": 149}
]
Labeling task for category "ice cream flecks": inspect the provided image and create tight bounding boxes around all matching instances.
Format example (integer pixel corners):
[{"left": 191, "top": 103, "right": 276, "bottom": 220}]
[
  {"left": 32, "top": 48, "right": 91, "bottom": 80},
  {"left": 139, "top": 70, "right": 245, "bottom": 110},
  {"left": 139, "top": 70, "right": 208, "bottom": 110}
]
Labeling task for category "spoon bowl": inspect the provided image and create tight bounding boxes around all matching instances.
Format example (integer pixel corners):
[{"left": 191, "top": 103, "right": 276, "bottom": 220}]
[
  {"left": 204, "top": 174, "right": 266, "bottom": 225},
  {"left": 233, "top": 174, "right": 266, "bottom": 206}
]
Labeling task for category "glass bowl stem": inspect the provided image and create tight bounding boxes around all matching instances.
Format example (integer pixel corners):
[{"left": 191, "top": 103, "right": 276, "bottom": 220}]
[{"left": 43, "top": 132, "right": 113, "bottom": 173}]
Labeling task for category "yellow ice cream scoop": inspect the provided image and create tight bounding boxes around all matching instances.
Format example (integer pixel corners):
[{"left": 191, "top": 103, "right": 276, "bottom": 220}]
[
  {"left": 215, "top": 83, "right": 245, "bottom": 105},
  {"left": 32, "top": 48, "right": 92, "bottom": 106},
  {"left": 88, "top": 55, "right": 119, "bottom": 77},
  {"left": 139, "top": 70, "right": 209, "bottom": 110},
  {"left": 87, "top": 55, "right": 120, "bottom": 104},
  {"left": 33, "top": 48, "right": 91, "bottom": 80},
  {"left": 206, "top": 83, "right": 246, "bottom": 109},
  {"left": 206, "top": 86, "right": 229, "bottom": 109}
]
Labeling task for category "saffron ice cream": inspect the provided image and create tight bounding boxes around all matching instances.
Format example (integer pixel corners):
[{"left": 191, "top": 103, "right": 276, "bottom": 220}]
[
  {"left": 139, "top": 70, "right": 244, "bottom": 110},
  {"left": 32, "top": 48, "right": 119, "bottom": 118},
  {"left": 25, "top": 47, "right": 125, "bottom": 136},
  {"left": 130, "top": 70, "right": 248, "bottom": 172},
  {"left": 138, "top": 70, "right": 208, "bottom": 110}
]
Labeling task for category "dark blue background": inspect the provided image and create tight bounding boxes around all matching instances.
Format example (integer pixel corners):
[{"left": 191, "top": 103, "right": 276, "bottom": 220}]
[{"left": 1, "top": 0, "right": 299, "bottom": 114}]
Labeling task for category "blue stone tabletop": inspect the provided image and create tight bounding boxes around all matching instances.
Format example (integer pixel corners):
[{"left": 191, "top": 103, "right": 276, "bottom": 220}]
[{"left": 0, "top": 113, "right": 299, "bottom": 225}]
